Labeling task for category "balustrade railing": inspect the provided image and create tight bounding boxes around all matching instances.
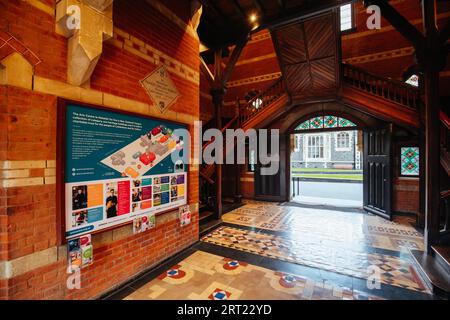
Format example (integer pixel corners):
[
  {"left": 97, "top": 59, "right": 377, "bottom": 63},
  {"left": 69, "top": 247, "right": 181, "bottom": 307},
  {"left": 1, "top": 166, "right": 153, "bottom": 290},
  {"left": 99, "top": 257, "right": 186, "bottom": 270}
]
[
  {"left": 239, "top": 77, "right": 285, "bottom": 124},
  {"left": 342, "top": 63, "right": 420, "bottom": 110}
]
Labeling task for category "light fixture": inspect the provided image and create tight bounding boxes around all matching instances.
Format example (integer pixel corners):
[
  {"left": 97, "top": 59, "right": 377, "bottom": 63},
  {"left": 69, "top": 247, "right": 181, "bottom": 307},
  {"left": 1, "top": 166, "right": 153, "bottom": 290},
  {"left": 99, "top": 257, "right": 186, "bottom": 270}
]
[{"left": 249, "top": 13, "right": 257, "bottom": 23}]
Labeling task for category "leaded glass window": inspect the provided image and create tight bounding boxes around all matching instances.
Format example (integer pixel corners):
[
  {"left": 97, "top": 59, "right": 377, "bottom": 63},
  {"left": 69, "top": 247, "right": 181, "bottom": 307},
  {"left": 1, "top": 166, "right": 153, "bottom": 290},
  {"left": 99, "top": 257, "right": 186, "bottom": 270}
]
[
  {"left": 295, "top": 116, "right": 356, "bottom": 131},
  {"left": 324, "top": 116, "right": 338, "bottom": 128},
  {"left": 401, "top": 147, "right": 419, "bottom": 176}
]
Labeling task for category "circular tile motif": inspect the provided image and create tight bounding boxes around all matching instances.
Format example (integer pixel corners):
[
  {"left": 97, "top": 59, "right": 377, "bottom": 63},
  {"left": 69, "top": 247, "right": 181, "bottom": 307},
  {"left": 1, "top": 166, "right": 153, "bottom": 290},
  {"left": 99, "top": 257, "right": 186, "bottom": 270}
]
[
  {"left": 209, "top": 289, "right": 231, "bottom": 300},
  {"left": 223, "top": 260, "right": 241, "bottom": 270}
]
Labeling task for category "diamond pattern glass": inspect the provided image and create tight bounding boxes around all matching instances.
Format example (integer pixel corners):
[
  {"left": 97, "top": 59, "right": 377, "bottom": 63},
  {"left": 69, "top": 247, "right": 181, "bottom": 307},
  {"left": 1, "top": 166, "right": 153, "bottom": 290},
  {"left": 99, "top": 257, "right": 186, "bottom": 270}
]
[
  {"left": 401, "top": 147, "right": 419, "bottom": 176},
  {"left": 295, "top": 116, "right": 357, "bottom": 130}
]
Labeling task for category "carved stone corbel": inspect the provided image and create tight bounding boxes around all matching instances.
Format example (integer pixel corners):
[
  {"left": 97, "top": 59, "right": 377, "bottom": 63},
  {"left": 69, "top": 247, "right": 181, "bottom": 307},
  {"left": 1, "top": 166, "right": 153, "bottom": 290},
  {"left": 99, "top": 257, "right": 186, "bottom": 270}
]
[
  {"left": 56, "top": 0, "right": 113, "bottom": 86},
  {"left": 190, "top": 0, "right": 203, "bottom": 32}
]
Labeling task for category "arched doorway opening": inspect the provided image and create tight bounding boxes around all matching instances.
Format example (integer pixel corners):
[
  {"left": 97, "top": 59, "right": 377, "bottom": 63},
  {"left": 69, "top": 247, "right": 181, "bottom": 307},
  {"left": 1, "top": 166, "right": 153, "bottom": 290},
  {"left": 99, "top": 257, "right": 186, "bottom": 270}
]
[{"left": 289, "top": 113, "right": 364, "bottom": 208}]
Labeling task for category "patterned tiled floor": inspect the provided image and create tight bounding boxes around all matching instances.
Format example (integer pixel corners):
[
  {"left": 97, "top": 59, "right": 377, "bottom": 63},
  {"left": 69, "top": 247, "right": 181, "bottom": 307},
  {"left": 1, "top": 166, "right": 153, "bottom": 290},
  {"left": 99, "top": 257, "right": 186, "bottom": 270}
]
[
  {"left": 222, "top": 202, "right": 424, "bottom": 252},
  {"left": 124, "top": 251, "right": 384, "bottom": 300},
  {"left": 201, "top": 226, "right": 427, "bottom": 293},
  {"left": 114, "top": 201, "right": 435, "bottom": 300}
]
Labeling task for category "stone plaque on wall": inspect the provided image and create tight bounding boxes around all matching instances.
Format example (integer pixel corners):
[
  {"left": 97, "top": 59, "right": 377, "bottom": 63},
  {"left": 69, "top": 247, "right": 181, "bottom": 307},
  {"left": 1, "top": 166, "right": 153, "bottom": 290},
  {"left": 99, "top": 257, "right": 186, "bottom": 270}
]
[{"left": 140, "top": 65, "right": 180, "bottom": 114}]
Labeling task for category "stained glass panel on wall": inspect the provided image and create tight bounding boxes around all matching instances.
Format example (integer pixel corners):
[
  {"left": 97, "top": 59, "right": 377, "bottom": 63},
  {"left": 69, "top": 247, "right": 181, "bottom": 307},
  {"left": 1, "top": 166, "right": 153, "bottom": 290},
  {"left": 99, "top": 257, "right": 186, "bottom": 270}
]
[{"left": 401, "top": 147, "right": 420, "bottom": 176}]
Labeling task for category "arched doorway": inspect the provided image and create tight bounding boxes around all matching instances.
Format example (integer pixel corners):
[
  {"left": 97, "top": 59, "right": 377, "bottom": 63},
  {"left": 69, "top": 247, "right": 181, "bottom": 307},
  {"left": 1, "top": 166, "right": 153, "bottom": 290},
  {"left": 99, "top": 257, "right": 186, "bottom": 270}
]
[
  {"left": 288, "top": 113, "right": 364, "bottom": 208},
  {"left": 252, "top": 101, "right": 393, "bottom": 220}
]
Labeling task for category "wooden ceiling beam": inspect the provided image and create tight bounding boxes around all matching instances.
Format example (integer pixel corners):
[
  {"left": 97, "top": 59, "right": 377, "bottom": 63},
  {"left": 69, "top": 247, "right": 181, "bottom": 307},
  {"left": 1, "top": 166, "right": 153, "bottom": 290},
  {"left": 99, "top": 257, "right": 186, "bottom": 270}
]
[
  {"left": 253, "top": 0, "right": 265, "bottom": 15},
  {"left": 197, "top": 0, "right": 228, "bottom": 26},
  {"left": 277, "top": 0, "right": 285, "bottom": 11},
  {"left": 231, "top": 0, "right": 247, "bottom": 20},
  {"left": 363, "top": 0, "right": 425, "bottom": 49},
  {"left": 438, "top": 21, "right": 450, "bottom": 44},
  {"left": 214, "top": 49, "right": 223, "bottom": 82},
  {"left": 200, "top": 56, "right": 215, "bottom": 87},
  {"left": 220, "top": 36, "right": 249, "bottom": 86},
  {"left": 254, "top": 0, "right": 352, "bottom": 33}
]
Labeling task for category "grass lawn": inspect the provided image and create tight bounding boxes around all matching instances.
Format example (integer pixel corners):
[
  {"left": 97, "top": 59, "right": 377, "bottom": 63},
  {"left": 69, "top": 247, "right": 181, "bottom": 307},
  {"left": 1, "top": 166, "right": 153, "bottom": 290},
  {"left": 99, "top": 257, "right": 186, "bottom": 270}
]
[{"left": 292, "top": 173, "right": 363, "bottom": 181}]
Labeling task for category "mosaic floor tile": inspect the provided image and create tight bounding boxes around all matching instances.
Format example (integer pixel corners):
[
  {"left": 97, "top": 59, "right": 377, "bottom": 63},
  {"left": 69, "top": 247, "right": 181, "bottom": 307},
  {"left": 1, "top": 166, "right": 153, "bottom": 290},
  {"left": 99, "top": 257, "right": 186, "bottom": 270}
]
[
  {"left": 124, "top": 251, "right": 385, "bottom": 300},
  {"left": 201, "top": 226, "right": 429, "bottom": 293},
  {"left": 222, "top": 202, "right": 424, "bottom": 252},
  {"left": 120, "top": 201, "right": 433, "bottom": 300}
]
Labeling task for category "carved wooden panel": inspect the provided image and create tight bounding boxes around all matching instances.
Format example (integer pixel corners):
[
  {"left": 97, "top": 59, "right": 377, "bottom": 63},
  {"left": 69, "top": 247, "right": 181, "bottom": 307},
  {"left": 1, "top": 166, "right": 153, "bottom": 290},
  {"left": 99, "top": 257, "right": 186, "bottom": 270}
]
[
  {"left": 285, "top": 63, "right": 311, "bottom": 93},
  {"left": 275, "top": 25, "right": 306, "bottom": 65},
  {"left": 304, "top": 14, "right": 335, "bottom": 60},
  {"left": 272, "top": 11, "right": 340, "bottom": 101},
  {"left": 310, "top": 57, "right": 336, "bottom": 91}
]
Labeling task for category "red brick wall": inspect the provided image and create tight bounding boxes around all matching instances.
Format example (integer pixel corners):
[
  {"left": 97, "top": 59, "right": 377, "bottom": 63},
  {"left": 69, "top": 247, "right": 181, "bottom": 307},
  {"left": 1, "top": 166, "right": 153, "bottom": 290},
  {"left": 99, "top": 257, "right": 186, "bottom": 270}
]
[
  {"left": 0, "top": 0, "right": 67, "bottom": 82},
  {"left": 393, "top": 178, "right": 420, "bottom": 214},
  {"left": 0, "top": 87, "right": 58, "bottom": 264},
  {"left": 0, "top": 0, "right": 200, "bottom": 300},
  {"left": 3, "top": 214, "right": 198, "bottom": 300},
  {"left": 241, "top": 173, "right": 255, "bottom": 199}
]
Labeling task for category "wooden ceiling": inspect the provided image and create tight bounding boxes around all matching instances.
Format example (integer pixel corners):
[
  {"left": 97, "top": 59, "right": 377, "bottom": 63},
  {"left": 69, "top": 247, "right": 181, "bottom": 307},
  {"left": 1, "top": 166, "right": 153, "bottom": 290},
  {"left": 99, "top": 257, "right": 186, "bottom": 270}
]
[
  {"left": 272, "top": 11, "right": 341, "bottom": 101},
  {"left": 198, "top": 0, "right": 353, "bottom": 49}
]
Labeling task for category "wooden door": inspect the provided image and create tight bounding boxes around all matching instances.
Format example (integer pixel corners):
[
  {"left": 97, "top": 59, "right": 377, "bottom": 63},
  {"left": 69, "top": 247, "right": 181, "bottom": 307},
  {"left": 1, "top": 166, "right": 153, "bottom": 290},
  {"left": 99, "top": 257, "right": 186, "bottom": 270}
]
[{"left": 363, "top": 125, "right": 392, "bottom": 220}]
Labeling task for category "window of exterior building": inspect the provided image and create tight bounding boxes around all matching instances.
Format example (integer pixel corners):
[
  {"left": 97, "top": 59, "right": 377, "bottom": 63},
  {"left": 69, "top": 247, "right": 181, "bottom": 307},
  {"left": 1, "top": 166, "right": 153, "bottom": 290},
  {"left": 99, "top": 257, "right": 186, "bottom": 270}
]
[
  {"left": 336, "top": 132, "right": 351, "bottom": 151},
  {"left": 401, "top": 147, "right": 420, "bottom": 176},
  {"left": 294, "top": 134, "right": 301, "bottom": 152},
  {"left": 307, "top": 135, "right": 324, "bottom": 159},
  {"left": 340, "top": 4, "right": 353, "bottom": 31}
]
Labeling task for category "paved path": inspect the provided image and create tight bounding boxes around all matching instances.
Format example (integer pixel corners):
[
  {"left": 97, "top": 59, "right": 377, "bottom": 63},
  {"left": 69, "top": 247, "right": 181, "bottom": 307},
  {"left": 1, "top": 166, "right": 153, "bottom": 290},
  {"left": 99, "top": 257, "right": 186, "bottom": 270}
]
[{"left": 293, "top": 181, "right": 363, "bottom": 207}]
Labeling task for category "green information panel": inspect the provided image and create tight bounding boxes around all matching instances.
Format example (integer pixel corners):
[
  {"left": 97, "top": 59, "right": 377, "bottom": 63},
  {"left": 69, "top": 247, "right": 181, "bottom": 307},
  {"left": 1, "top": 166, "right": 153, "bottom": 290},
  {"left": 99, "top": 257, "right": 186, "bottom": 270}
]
[{"left": 64, "top": 103, "right": 188, "bottom": 238}]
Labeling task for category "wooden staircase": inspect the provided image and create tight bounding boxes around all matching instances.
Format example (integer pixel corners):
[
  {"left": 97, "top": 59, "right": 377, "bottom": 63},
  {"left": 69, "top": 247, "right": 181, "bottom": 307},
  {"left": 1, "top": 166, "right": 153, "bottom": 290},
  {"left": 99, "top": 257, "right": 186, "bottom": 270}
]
[
  {"left": 411, "top": 246, "right": 450, "bottom": 298},
  {"left": 411, "top": 110, "right": 450, "bottom": 298},
  {"left": 231, "top": 63, "right": 422, "bottom": 132},
  {"left": 239, "top": 78, "right": 288, "bottom": 130},
  {"left": 199, "top": 77, "right": 287, "bottom": 218},
  {"left": 341, "top": 63, "right": 420, "bottom": 128},
  {"left": 441, "top": 111, "right": 450, "bottom": 177},
  {"left": 200, "top": 77, "right": 287, "bottom": 184}
]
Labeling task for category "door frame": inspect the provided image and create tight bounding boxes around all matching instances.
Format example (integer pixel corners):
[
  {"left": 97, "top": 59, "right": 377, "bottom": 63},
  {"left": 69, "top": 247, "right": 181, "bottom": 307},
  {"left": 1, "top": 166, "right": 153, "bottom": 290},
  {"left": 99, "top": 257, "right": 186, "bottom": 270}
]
[{"left": 285, "top": 112, "right": 365, "bottom": 203}]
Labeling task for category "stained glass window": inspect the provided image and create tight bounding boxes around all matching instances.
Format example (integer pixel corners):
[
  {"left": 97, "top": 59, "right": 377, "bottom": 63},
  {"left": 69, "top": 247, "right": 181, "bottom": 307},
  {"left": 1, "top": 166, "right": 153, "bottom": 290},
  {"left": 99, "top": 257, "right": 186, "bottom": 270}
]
[
  {"left": 309, "top": 116, "right": 323, "bottom": 129},
  {"left": 324, "top": 116, "right": 338, "bottom": 128},
  {"left": 298, "top": 120, "right": 310, "bottom": 130},
  {"left": 295, "top": 116, "right": 356, "bottom": 131},
  {"left": 401, "top": 147, "right": 420, "bottom": 176},
  {"left": 338, "top": 117, "right": 356, "bottom": 127}
]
